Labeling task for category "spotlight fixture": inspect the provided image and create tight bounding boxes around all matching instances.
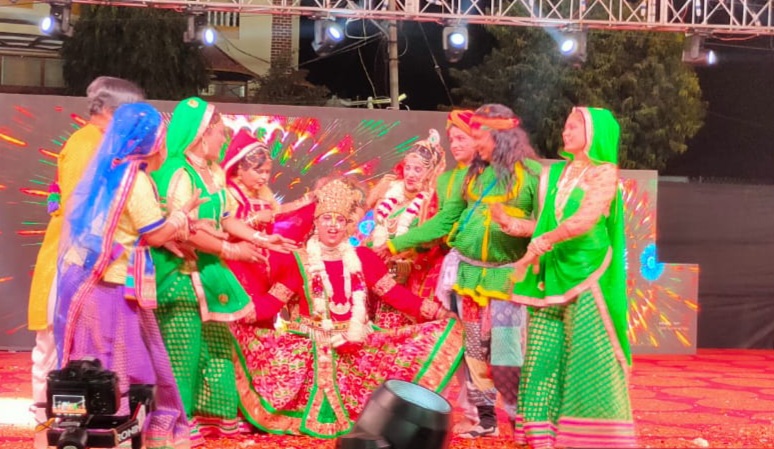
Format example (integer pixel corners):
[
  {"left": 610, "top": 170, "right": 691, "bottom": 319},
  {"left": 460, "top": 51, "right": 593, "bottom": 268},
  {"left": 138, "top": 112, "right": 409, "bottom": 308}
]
[
  {"left": 312, "top": 18, "right": 345, "bottom": 56},
  {"left": 184, "top": 13, "right": 217, "bottom": 46},
  {"left": 682, "top": 33, "right": 716, "bottom": 66},
  {"left": 442, "top": 25, "right": 468, "bottom": 63},
  {"left": 336, "top": 380, "right": 452, "bottom": 449},
  {"left": 39, "top": 2, "right": 73, "bottom": 37},
  {"left": 557, "top": 29, "right": 587, "bottom": 64}
]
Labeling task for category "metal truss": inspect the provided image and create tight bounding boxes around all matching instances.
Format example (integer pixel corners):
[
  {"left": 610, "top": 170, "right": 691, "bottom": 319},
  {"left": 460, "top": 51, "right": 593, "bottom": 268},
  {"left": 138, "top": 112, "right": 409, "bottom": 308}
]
[{"left": 66, "top": 0, "right": 774, "bottom": 35}]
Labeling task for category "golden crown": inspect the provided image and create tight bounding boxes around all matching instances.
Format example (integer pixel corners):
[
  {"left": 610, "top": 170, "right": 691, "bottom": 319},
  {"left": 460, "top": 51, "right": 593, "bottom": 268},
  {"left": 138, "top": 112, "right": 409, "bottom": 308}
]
[{"left": 315, "top": 178, "right": 363, "bottom": 219}]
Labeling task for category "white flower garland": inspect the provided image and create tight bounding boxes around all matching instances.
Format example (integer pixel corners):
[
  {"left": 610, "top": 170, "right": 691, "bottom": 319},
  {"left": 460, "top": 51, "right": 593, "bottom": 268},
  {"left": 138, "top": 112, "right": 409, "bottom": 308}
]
[
  {"left": 306, "top": 236, "right": 368, "bottom": 344},
  {"left": 372, "top": 180, "right": 429, "bottom": 247}
]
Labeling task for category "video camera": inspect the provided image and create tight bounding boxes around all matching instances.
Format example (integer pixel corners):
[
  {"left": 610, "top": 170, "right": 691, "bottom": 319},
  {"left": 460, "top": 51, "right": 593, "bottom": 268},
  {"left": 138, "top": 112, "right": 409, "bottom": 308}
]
[{"left": 45, "top": 358, "right": 155, "bottom": 449}]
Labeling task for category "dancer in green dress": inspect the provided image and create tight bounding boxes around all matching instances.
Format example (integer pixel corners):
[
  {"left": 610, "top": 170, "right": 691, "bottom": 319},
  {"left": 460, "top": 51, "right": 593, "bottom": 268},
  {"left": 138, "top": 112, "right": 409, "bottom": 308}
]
[
  {"left": 503, "top": 106, "right": 635, "bottom": 449},
  {"left": 151, "top": 97, "right": 293, "bottom": 441}
]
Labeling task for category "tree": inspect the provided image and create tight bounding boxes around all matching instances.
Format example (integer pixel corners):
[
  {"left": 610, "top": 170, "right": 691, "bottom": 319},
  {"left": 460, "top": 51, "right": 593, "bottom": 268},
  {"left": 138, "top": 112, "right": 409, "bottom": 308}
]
[
  {"left": 450, "top": 27, "right": 706, "bottom": 170},
  {"left": 252, "top": 60, "right": 331, "bottom": 106},
  {"left": 61, "top": 6, "right": 210, "bottom": 100}
]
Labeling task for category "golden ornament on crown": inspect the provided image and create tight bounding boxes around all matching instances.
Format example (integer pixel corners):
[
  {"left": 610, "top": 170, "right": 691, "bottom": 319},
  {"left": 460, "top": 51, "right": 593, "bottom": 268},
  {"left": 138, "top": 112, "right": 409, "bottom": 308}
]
[{"left": 314, "top": 178, "right": 364, "bottom": 220}]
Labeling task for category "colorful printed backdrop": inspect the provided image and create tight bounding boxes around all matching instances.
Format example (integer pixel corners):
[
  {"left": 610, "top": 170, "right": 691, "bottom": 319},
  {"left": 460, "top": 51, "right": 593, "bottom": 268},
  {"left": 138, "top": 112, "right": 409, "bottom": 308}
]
[{"left": 0, "top": 94, "right": 697, "bottom": 353}]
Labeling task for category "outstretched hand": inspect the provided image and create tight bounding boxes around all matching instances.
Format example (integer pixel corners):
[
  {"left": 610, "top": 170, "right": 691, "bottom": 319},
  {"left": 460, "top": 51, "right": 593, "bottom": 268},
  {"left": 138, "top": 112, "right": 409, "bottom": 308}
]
[
  {"left": 257, "top": 233, "right": 299, "bottom": 253},
  {"left": 236, "top": 241, "right": 268, "bottom": 263},
  {"left": 511, "top": 250, "right": 540, "bottom": 284}
]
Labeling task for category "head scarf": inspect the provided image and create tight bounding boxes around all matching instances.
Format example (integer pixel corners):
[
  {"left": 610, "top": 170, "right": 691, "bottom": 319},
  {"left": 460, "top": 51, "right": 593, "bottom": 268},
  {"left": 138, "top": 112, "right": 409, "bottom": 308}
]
[
  {"left": 573, "top": 107, "right": 629, "bottom": 363},
  {"left": 560, "top": 106, "right": 620, "bottom": 165},
  {"left": 446, "top": 109, "right": 475, "bottom": 135},
  {"left": 470, "top": 107, "right": 521, "bottom": 131},
  {"left": 221, "top": 128, "right": 271, "bottom": 176},
  {"left": 64, "top": 102, "right": 162, "bottom": 262},
  {"left": 152, "top": 96, "right": 215, "bottom": 202}
]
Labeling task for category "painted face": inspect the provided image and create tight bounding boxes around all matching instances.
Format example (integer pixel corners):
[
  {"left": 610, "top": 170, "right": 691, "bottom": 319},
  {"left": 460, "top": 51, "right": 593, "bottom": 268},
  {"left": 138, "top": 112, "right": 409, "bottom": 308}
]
[
  {"left": 471, "top": 126, "right": 495, "bottom": 162},
  {"left": 201, "top": 119, "right": 227, "bottom": 161},
  {"left": 402, "top": 153, "right": 431, "bottom": 192},
  {"left": 238, "top": 160, "right": 272, "bottom": 192},
  {"left": 562, "top": 112, "right": 588, "bottom": 156},
  {"left": 316, "top": 212, "right": 349, "bottom": 247},
  {"left": 448, "top": 126, "right": 477, "bottom": 165}
]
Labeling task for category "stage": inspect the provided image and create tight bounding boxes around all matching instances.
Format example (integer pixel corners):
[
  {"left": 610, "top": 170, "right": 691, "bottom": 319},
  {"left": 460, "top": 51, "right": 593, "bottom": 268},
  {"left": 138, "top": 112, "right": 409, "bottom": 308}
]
[{"left": 0, "top": 349, "right": 772, "bottom": 448}]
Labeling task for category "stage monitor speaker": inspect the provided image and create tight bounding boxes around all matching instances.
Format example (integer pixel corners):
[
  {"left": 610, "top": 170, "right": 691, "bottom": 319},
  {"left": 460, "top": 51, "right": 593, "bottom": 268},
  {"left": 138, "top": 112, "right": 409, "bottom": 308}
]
[{"left": 336, "top": 379, "right": 452, "bottom": 449}]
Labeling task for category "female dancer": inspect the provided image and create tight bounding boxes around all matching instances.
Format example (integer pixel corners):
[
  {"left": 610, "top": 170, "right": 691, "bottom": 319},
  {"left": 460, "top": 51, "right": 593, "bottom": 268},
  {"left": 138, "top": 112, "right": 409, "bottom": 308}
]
[{"left": 503, "top": 107, "right": 635, "bottom": 448}]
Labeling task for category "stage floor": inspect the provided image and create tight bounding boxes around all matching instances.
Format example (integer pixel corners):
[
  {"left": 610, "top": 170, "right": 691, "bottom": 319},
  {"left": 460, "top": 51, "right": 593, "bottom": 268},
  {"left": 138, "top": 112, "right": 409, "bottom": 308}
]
[{"left": 0, "top": 349, "right": 772, "bottom": 448}]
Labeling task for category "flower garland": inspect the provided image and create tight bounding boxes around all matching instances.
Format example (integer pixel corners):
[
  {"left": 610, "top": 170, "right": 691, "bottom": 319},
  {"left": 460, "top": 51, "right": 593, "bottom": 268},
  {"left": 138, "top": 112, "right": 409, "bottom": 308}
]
[
  {"left": 306, "top": 236, "right": 368, "bottom": 345},
  {"left": 372, "top": 180, "right": 429, "bottom": 247}
]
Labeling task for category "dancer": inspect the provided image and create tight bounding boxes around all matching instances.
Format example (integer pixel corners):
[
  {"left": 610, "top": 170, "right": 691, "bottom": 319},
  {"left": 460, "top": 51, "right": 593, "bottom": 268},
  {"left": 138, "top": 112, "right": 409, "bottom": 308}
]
[
  {"left": 221, "top": 129, "right": 316, "bottom": 324},
  {"left": 57, "top": 103, "right": 194, "bottom": 448},
  {"left": 28, "top": 76, "right": 144, "bottom": 449},
  {"left": 151, "top": 97, "right": 293, "bottom": 439},
  {"left": 366, "top": 129, "right": 446, "bottom": 327},
  {"left": 231, "top": 177, "right": 463, "bottom": 438},
  {"left": 375, "top": 110, "right": 480, "bottom": 432},
  {"left": 383, "top": 104, "right": 542, "bottom": 438},
  {"left": 505, "top": 107, "right": 635, "bottom": 449}
]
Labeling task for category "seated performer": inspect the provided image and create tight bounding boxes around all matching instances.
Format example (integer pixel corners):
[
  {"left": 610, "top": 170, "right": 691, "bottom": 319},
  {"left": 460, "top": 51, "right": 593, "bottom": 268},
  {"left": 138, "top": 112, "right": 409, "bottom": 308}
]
[
  {"left": 230, "top": 177, "right": 463, "bottom": 438},
  {"left": 365, "top": 129, "right": 446, "bottom": 328}
]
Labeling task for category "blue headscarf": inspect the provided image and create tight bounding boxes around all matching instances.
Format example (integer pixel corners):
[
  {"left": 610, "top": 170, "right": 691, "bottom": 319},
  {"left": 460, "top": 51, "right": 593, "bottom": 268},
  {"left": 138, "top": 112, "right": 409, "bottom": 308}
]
[{"left": 65, "top": 102, "right": 162, "bottom": 267}]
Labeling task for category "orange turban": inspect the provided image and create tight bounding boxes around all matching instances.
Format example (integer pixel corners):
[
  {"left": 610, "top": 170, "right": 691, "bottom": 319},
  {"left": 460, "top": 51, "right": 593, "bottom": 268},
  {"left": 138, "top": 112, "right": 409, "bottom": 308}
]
[{"left": 446, "top": 109, "right": 475, "bottom": 135}]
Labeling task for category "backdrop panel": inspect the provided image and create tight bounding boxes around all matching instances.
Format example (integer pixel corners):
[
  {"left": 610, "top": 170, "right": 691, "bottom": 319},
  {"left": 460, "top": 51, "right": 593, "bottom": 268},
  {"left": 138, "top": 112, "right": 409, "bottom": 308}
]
[{"left": 659, "top": 181, "right": 774, "bottom": 349}]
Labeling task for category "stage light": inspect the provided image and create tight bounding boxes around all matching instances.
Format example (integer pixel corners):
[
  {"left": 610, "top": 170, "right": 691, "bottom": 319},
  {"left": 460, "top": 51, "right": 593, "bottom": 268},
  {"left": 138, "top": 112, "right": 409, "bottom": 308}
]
[
  {"left": 184, "top": 13, "right": 216, "bottom": 46},
  {"left": 442, "top": 25, "right": 468, "bottom": 63},
  {"left": 39, "top": 3, "right": 73, "bottom": 37},
  {"left": 557, "top": 30, "right": 587, "bottom": 64},
  {"left": 39, "top": 16, "right": 55, "bottom": 34},
  {"left": 202, "top": 26, "right": 216, "bottom": 46},
  {"left": 682, "top": 33, "right": 716, "bottom": 66},
  {"left": 336, "top": 379, "right": 452, "bottom": 449},
  {"left": 559, "top": 38, "right": 577, "bottom": 54},
  {"left": 312, "top": 18, "right": 345, "bottom": 56}
]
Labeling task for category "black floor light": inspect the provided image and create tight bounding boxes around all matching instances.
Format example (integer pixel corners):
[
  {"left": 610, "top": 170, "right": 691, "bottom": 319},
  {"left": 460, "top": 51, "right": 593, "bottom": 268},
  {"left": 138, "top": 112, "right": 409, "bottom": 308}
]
[{"left": 336, "top": 379, "right": 452, "bottom": 449}]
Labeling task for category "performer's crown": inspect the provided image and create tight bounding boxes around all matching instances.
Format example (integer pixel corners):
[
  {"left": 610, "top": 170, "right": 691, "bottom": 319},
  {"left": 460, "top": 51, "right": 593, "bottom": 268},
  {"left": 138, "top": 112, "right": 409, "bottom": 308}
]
[{"left": 315, "top": 178, "right": 362, "bottom": 219}]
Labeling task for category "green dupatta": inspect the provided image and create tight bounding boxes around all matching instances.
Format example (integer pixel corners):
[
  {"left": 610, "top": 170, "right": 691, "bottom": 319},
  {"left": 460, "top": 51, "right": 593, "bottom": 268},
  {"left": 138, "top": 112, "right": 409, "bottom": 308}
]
[
  {"left": 151, "top": 97, "right": 251, "bottom": 320},
  {"left": 512, "top": 107, "right": 630, "bottom": 364}
]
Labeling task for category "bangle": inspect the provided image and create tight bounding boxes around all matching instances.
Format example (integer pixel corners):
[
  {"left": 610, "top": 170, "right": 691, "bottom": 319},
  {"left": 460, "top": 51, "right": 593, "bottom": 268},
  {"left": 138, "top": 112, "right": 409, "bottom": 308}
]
[
  {"left": 168, "top": 210, "right": 190, "bottom": 241},
  {"left": 220, "top": 241, "right": 240, "bottom": 260},
  {"left": 252, "top": 231, "right": 269, "bottom": 244}
]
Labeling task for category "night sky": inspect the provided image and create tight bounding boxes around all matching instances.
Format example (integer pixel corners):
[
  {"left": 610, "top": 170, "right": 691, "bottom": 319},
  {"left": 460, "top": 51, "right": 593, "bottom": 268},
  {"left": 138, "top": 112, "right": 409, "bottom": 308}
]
[{"left": 298, "top": 20, "right": 774, "bottom": 182}]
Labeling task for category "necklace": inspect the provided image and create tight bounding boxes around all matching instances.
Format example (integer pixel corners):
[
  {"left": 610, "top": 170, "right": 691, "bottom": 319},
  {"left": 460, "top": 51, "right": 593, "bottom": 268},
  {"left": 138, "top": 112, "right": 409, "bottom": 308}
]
[
  {"left": 320, "top": 244, "right": 341, "bottom": 261},
  {"left": 372, "top": 180, "right": 429, "bottom": 246},
  {"left": 306, "top": 236, "right": 368, "bottom": 344},
  {"left": 186, "top": 152, "right": 209, "bottom": 170},
  {"left": 232, "top": 178, "right": 259, "bottom": 199}
]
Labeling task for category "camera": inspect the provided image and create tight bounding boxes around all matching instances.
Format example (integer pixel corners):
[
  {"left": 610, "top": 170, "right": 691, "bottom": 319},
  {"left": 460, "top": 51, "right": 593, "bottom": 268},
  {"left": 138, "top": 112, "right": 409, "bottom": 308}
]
[{"left": 45, "top": 358, "right": 155, "bottom": 449}]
